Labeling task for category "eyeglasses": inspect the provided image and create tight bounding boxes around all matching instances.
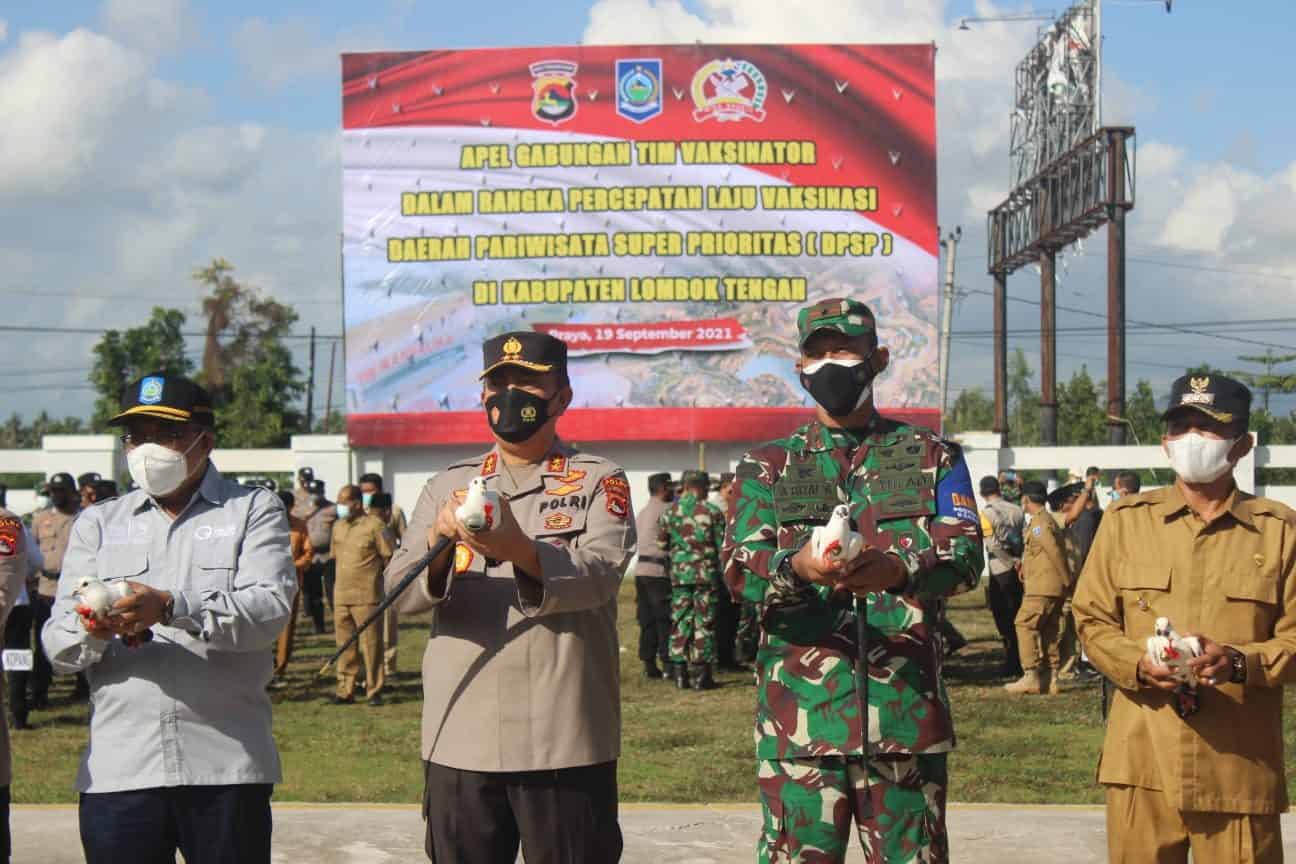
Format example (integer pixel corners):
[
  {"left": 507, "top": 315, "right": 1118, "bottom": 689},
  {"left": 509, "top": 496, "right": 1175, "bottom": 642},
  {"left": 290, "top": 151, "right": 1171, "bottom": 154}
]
[{"left": 119, "top": 427, "right": 193, "bottom": 447}]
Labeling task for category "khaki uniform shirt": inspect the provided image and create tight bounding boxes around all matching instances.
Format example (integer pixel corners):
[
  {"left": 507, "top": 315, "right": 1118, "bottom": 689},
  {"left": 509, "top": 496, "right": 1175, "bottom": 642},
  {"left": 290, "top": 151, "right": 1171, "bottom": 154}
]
[
  {"left": 1074, "top": 485, "right": 1296, "bottom": 814},
  {"left": 386, "top": 505, "right": 407, "bottom": 547},
  {"left": 332, "top": 515, "right": 393, "bottom": 605},
  {"left": 1024, "top": 511, "right": 1071, "bottom": 598},
  {"left": 31, "top": 506, "right": 77, "bottom": 596},
  {"left": 385, "top": 441, "right": 636, "bottom": 772},
  {"left": 0, "top": 510, "right": 27, "bottom": 785},
  {"left": 633, "top": 497, "right": 671, "bottom": 579},
  {"left": 301, "top": 503, "right": 337, "bottom": 564}
]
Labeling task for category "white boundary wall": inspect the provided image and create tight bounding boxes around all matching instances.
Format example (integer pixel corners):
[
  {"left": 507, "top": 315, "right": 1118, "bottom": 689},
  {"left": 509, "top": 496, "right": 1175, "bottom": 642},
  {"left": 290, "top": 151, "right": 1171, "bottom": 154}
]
[{"left": 1, "top": 432, "right": 1293, "bottom": 519}]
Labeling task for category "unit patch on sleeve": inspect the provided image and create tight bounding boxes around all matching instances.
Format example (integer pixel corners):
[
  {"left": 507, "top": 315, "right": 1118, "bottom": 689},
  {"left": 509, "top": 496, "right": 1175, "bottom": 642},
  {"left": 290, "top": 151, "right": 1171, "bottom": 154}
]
[{"left": 602, "top": 475, "right": 630, "bottom": 520}]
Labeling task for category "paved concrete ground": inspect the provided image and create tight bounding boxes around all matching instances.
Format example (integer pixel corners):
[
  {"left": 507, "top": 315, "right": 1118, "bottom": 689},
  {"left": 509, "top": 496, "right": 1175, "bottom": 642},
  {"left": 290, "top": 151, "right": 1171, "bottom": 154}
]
[{"left": 18, "top": 803, "right": 1296, "bottom": 862}]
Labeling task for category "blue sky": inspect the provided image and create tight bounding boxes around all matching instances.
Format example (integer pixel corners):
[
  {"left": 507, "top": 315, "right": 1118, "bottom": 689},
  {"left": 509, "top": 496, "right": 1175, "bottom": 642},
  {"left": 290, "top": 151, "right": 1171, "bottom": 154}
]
[{"left": 2, "top": 0, "right": 1295, "bottom": 422}]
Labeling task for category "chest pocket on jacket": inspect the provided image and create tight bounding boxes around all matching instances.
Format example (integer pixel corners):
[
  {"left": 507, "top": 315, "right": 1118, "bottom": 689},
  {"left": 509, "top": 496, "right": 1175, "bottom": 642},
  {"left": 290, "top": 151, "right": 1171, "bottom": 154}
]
[
  {"left": 1220, "top": 566, "right": 1279, "bottom": 642},
  {"left": 190, "top": 542, "right": 237, "bottom": 592},
  {"left": 1114, "top": 564, "right": 1170, "bottom": 639},
  {"left": 99, "top": 547, "right": 149, "bottom": 587},
  {"left": 532, "top": 503, "right": 591, "bottom": 550}
]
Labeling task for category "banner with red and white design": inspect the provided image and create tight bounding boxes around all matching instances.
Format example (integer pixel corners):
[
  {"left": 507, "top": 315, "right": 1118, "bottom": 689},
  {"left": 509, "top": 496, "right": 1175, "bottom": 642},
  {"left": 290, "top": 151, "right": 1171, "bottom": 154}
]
[{"left": 342, "top": 45, "right": 937, "bottom": 445}]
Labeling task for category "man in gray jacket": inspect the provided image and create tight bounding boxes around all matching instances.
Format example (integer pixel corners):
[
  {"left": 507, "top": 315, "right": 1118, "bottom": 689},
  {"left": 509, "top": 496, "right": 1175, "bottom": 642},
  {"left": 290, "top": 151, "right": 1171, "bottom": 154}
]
[
  {"left": 386, "top": 332, "right": 635, "bottom": 864},
  {"left": 981, "top": 474, "right": 1026, "bottom": 677},
  {"left": 634, "top": 472, "right": 674, "bottom": 679}
]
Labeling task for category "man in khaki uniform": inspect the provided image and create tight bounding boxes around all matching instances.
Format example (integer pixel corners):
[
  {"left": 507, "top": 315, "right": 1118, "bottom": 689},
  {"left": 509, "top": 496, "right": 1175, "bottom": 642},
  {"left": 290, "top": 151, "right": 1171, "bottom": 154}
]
[
  {"left": 28, "top": 472, "right": 80, "bottom": 708},
  {"left": 1005, "top": 480, "right": 1071, "bottom": 695},
  {"left": 330, "top": 484, "right": 392, "bottom": 706},
  {"left": 0, "top": 507, "right": 29, "bottom": 858},
  {"left": 1075, "top": 374, "right": 1291, "bottom": 863},
  {"left": 385, "top": 331, "right": 634, "bottom": 864},
  {"left": 359, "top": 475, "right": 404, "bottom": 679}
]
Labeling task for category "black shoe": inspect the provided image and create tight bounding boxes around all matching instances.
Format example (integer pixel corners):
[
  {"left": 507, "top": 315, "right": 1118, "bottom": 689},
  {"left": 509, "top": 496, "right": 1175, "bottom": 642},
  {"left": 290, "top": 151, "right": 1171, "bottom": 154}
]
[
  {"left": 32, "top": 695, "right": 49, "bottom": 711},
  {"left": 368, "top": 695, "right": 384, "bottom": 707},
  {"left": 672, "top": 664, "right": 689, "bottom": 690},
  {"left": 329, "top": 695, "right": 355, "bottom": 705},
  {"left": 11, "top": 716, "right": 28, "bottom": 731},
  {"left": 642, "top": 660, "right": 663, "bottom": 680},
  {"left": 691, "top": 665, "right": 717, "bottom": 691}
]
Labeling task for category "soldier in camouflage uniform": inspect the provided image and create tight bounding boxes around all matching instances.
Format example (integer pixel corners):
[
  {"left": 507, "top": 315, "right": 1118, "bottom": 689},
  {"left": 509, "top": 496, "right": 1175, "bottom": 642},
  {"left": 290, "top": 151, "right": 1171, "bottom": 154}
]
[
  {"left": 660, "top": 470, "right": 726, "bottom": 691},
  {"left": 722, "top": 298, "right": 985, "bottom": 864}
]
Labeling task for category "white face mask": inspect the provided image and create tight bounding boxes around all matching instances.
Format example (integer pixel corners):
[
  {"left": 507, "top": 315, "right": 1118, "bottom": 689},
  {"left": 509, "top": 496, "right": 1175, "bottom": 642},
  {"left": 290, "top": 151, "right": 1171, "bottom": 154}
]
[
  {"left": 336, "top": 503, "right": 352, "bottom": 520},
  {"left": 34, "top": 495, "right": 51, "bottom": 511},
  {"left": 1164, "top": 432, "right": 1240, "bottom": 484},
  {"left": 127, "top": 435, "right": 205, "bottom": 498}
]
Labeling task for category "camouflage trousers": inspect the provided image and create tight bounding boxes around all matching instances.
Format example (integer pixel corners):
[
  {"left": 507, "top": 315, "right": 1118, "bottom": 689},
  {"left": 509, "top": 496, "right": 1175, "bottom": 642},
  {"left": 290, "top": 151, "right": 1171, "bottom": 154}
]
[
  {"left": 757, "top": 753, "right": 949, "bottom": 864},
  {"left": 669, "top": 583, "right": 717, "bottom": 664},
  {"left": 735, "top": 600, "right": 760, "bottom": 663}
]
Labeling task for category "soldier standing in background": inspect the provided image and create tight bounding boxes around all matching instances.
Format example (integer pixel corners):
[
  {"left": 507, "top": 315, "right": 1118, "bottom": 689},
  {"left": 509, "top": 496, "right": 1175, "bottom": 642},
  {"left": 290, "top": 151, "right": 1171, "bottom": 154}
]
[
  {"left": 633, "top": 472, "right": 675, "bottom": 679},
  {"left": 660, "top": 470, "right": 725, "bottom": 691},
  {"left": 723, "top": 298, "right": 983, "bottom": 863}
]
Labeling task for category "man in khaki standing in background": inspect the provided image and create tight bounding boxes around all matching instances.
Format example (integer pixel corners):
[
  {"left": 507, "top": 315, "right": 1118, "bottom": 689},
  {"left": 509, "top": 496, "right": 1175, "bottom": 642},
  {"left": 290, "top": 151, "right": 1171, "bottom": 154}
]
[
  {"left": 1004, "top": 480, "right": 1071, "bottom": 695},
  {"left": 330, "top": 484, "right": 392, "bottom": 706}
]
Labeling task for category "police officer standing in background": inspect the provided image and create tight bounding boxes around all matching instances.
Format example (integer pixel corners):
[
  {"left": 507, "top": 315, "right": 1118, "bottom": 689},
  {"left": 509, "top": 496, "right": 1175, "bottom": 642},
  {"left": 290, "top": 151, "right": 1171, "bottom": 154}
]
[
  {"left": 723, "top": 298, "right": 984, "bottom": 863},
  {"left": 29, "top": 472, "right": 80, "bottom": 709},
  {"left": 297, "top": 479, "right": 337, "bottom": 634},
  {"left": 980, "top": 475, "right": 1026, "bottom": 678},
  {"left": 385, "top": 331, "right": 634, "bottom": 863},
  {"left": 1076, "top": 375, "right": 1296, "bottom": 863},
  {"left": 633, "top": 472, "right": 674, "bottom": 679}
]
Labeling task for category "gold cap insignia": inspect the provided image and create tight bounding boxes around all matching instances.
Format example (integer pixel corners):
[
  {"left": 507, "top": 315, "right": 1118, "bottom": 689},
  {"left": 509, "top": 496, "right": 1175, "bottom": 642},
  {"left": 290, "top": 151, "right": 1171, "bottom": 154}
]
[
  {"left": 1190, "top": 377, "right": 1210, "bottom": 394},
  {"left": 502, "top": 336, "right": 523, "bottom": 357}
]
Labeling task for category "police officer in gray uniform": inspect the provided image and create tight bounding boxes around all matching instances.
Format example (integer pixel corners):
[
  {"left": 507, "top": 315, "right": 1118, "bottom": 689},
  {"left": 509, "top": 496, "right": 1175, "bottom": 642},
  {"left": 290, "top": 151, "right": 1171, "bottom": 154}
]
[{"left": 41, "top": 373, "right": 295, "bottom": 864}]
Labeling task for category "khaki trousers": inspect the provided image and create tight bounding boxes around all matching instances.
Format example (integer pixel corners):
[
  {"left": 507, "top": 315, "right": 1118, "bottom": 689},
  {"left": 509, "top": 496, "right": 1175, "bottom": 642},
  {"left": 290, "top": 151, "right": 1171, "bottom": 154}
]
[
  {"left": 273, "top": 572, "right": 304, "bottom": 677},
  {"left": 335, "top": 603, "right": 385, "bottom": 700},
  {"left": 1014, "top": 595, "right": 1062, "bottom": 673},
  {"left": 1106, "top": 784, "right": 1282, "bottom": 864},
  {"left": 382, "top": 606, "right": 399, "bottom": 677}
]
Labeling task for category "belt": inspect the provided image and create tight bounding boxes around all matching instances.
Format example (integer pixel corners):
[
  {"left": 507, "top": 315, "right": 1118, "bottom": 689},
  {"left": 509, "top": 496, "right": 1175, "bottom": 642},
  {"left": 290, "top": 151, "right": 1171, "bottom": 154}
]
[{"left": 638, "top": 555, "right": 668, "bottom": 566}]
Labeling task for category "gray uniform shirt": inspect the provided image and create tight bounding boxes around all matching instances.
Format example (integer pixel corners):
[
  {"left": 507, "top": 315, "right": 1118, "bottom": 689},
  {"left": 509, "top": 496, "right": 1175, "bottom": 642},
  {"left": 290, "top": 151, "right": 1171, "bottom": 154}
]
[
  {"left": 633, "top": 497, "right": 671, "bottom": 579},
  {"left": 983, "top": 497, "right": 1025, "bottom": 579},
  {"left": 40, "top": 464, "right": 296, "bottom": 794}
]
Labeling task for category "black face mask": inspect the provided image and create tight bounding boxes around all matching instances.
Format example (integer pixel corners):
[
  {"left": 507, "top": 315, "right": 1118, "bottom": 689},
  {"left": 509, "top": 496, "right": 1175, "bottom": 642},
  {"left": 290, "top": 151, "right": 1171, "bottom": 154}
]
[
  {"left": 799, "top": 358, "right": 876, "bottom": 417},
  {"left": 486, "top": 388, "right": 552, "bottom": 443}
]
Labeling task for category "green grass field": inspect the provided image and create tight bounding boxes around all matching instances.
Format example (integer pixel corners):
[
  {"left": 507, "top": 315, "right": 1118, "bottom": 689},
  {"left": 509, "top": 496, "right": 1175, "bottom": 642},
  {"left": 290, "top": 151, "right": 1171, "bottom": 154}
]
[{"left": 10, "top": 582, "right": 1296, "bottom": 804}]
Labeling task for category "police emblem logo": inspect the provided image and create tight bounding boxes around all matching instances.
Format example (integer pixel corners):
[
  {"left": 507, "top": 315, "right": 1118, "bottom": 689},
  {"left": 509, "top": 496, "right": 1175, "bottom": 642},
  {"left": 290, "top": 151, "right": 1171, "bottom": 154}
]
[
  {"left": 502, "top": 336, "right": 523, "bottom": 358},
  {"left": 530, "top": 60, "right": 578, "bottom": 126},
  {"left": 521, "top": 404, "right": 538, "bottom": 422},
  {"left": 139, "top": 376, "right": 165, "bottom": 405},
  {"left": 690, "top": 58, "right": 767, "bottom": 123},
  {"left": 615, "top": 58, "right": 662, "bottom": 123}
]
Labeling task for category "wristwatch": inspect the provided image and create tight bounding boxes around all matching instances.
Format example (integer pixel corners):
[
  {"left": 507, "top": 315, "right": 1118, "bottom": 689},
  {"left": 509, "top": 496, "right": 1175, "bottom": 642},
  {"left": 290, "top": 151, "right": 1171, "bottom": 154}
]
[{"left": 1227, "top": 648, "right": 1248, "bottom": 684}]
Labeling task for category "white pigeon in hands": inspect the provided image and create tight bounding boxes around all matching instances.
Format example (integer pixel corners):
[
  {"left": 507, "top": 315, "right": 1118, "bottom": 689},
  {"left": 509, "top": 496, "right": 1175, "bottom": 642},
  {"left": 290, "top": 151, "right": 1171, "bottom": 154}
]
[
  {"left": 1146, "top": 616, "right": 1203, "bottom": 685},
  {"left": 811, "top": 505, "right": 865, "bottom": 569},
  {"left": 73, "top": 577, "right": 154, "bottom": 647},
  {"left": 455, "top": 476, "right": 500, "bottom": 533}
]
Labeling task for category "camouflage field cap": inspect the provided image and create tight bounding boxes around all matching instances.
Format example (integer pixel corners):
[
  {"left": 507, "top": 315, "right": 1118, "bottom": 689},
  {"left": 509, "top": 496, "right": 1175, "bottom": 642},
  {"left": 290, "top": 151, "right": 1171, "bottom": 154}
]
[
  {"left": 796, "top": 298, "right": 877, "bottom": 348},
  {"left": 681, "top": 470, "right": 711, "bottom": 489}
]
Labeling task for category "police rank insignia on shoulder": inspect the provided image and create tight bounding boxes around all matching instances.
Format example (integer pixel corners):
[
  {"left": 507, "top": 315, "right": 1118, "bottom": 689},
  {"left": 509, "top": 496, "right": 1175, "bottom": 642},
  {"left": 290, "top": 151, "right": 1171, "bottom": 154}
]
[{"left": 602, "top": 475, "right": 629, "bottom": 520}]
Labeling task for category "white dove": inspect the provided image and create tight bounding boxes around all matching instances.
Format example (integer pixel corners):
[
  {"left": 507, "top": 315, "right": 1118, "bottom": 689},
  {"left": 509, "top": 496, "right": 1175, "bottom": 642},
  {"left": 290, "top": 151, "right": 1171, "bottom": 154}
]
[
  {"left": 73, "top": 577, "right": 134, "bottom": 621},
  {"left": 811, "top": 505, "right": 865, "bottom": 569},
  {"left": 455, "top": 476, "right": 500, "bottom": 533},
  {"left": 1145, "top": 616, "right": 1203, "bottom": 685}
]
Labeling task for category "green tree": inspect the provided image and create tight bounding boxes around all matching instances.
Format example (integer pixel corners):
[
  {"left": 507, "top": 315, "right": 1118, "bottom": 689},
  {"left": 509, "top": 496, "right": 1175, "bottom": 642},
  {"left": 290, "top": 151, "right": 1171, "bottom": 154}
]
[
  {"left": 944, "top": 388, "right": 995, "bottom": 434},
  {"left": 1123, "top": 379, "right": 1162, "bottom": 446},
  {"left": 89, "top": 307, "right": 193, "bottom": 430},
  {"left": 1233, "top": 350, "right": 1296, "bottom": 413},
  {"left": 194, "top": 259, "right": 304, "bottom": 447},
  {"left": 1057, "top": 365, "right": 1106, "bottom": 446},
  {"left": 1007, "top": 348, "right": 1040, "bottom": 445}
]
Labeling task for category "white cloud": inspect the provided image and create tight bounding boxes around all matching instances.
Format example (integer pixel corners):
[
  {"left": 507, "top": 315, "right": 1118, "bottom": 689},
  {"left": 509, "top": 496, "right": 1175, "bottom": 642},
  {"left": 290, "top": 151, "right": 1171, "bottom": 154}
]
[
  {"left": 0, "top": 19, "right": 8, "bottom": 43},
  {"left": 99, "top": 0, "right": 191, "bottom": 55},
  {"left": 231, "top": 16, "right": 384, "bottom": 90}
]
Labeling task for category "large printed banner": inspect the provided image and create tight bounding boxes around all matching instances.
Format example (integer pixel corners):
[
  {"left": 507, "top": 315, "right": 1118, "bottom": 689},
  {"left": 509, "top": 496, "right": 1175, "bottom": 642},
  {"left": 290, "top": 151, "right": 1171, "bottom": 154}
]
[{"left": 342, "top": 44, "right": 938, "bottom": 445}]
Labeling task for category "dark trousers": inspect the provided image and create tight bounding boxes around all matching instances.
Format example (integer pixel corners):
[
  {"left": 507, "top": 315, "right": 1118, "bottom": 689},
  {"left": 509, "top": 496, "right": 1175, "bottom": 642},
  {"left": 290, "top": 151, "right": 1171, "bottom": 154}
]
[
  {"left": 3, "top": 605, "right": 31, "bottom": 726},
  {"left": 0, "top": 785, "right": 9, "bottom": 863},
  {"left": 714, "top": 581, "right": 739, "bottom": 667},
  {"left": 987, "top": 574, "right": 1025, "bottom": 675},
  {"left": 79, "top": 784, "right": 272, "bottom": 864},
  {"left": 303, "top": 560, "right": 331, "bottom": 633},
  {"left": 423, "top": 760, "right": 622, "bottom": 864},
  {"left": 28, "top": 596, "right": 52, "bottom": 703},
  {"left": 634, "top": 575, "right": 671, "bottom": 664}
]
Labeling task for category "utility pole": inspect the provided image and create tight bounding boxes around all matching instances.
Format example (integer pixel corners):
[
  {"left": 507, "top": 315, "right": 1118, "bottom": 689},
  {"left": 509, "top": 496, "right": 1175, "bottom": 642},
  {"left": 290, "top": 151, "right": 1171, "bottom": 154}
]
[
  {"left": 1106, "top": 128, "right": 1131, "bottom": 445},
  {"left": 323, "top": 341, "right": 337, "bottom": 433},
  {"left": 939, "top": 226, "right": 962, "bottom": 432},
  {"left": 305, "top": 326, "right": 316, "bottom": 432},
  {"left": 1040, "top": 249, "right": 1058, "bottom": 446}
]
